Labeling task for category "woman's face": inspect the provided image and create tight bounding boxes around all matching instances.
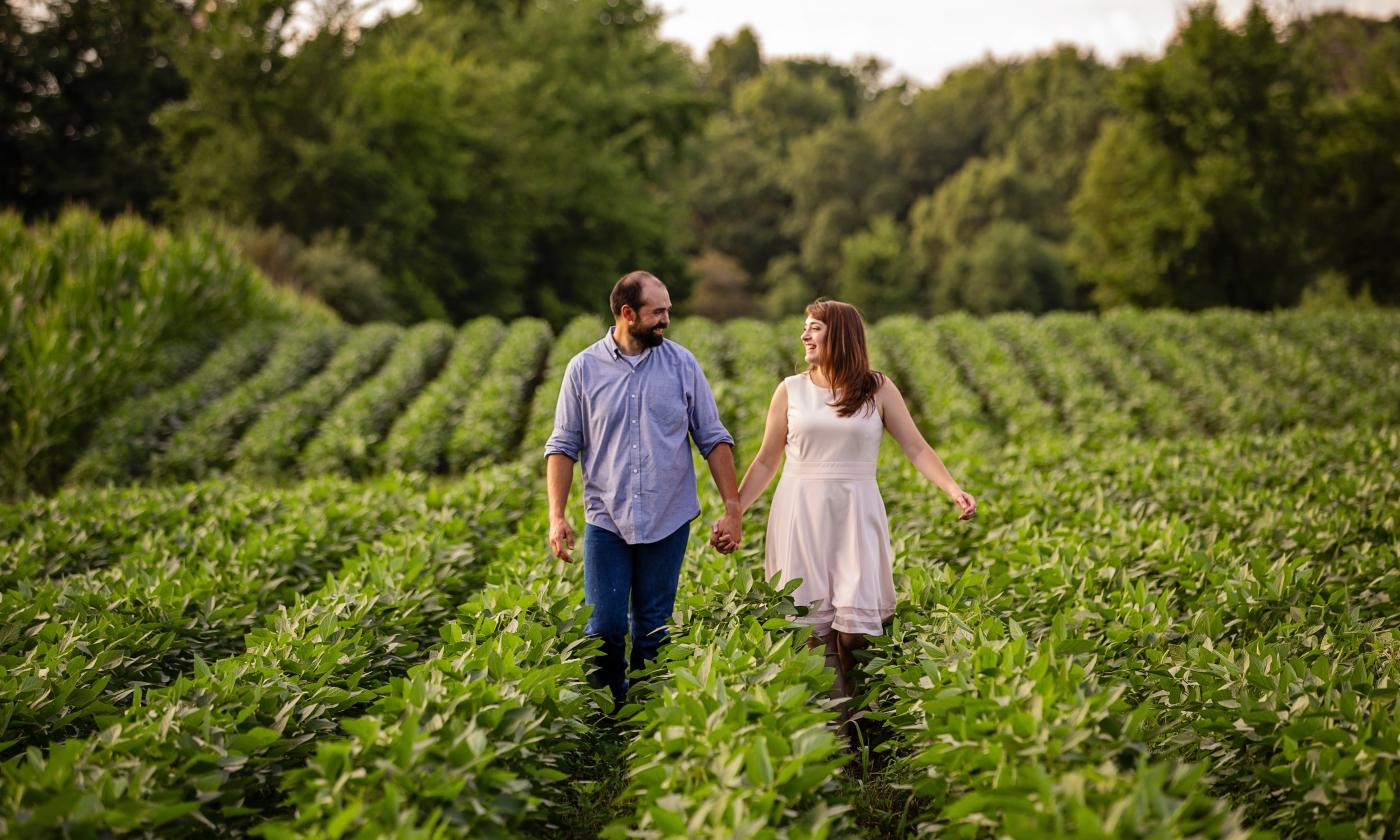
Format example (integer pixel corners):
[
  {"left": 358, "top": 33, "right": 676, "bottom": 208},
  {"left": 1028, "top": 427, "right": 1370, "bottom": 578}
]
[{"left": 801, "top": 317, "right": 827, "bottom": 366}]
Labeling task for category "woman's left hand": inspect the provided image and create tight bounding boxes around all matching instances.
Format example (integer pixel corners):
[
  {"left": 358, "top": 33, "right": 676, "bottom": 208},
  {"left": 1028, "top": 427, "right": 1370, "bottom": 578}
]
[{"left": 951, "top": 490, "right": 976, "bottom": 520}]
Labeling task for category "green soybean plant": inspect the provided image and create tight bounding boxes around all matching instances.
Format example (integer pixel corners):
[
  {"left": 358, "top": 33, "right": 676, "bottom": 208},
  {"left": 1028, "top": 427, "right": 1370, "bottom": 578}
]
[
  {"left": 150, "top": 321, "right": 348, "bottom": 482},
  {"left": 380, "top": 317, "right": 506, "bottom": 474},
  {"left": 298, "top": 322, "right": 455, "bottom": 479},
  {"left": 233, "top": 323, "right": 402, "bottom": 480}
]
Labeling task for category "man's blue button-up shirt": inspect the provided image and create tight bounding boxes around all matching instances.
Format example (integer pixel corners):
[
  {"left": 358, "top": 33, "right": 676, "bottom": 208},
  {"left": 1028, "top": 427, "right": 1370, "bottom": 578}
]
[{"left": 543, "top": 328, "right": 734, "bottom": 545}]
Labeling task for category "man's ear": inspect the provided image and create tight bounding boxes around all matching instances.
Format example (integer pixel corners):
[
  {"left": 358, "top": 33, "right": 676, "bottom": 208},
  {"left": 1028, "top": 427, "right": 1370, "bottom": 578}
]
[{"left": 620, "top": 305, "right": 635, "bottom": 324}]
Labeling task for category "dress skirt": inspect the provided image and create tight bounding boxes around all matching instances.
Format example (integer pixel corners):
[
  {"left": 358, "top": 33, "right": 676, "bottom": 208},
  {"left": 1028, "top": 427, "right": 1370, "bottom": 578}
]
[{"left": 764, "top": 458, "right": 896, "bottom": 636}]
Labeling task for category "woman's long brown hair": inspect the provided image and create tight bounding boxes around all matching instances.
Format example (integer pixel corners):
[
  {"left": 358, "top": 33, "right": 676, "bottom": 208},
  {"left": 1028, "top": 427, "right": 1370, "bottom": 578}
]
[{"left": 805, "top": 298, "right": 885, "bottom": 417}]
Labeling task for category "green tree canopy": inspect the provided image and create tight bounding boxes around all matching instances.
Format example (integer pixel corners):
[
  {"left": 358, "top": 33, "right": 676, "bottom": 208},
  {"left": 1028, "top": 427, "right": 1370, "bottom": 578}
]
[
  {"left": 908, "top": 154, "right": 1055, "bottom": 288},
  {"left": 1, "top": 0, "right": 186, "bottom": 218},
  {"left": 704, "top": 26, "right": 763, "bottom": 98},
  {"left": 730, "top": 64, "right": 846, "bottom": 152},
  {"left": 1070, "top": 2, "right": 1321, "bottom": 310},
  {"left": 155, "top": 0, "right": 711, "bottom": 325},
  {"left": 1293, "top": 12, "right": 1400, "bottom": 305},
  {"left": 834, "top": 214, "right": 915, "bottom": 321},
  {"left": 935, "top": 220, "right": 1069, "bottom": 315}
]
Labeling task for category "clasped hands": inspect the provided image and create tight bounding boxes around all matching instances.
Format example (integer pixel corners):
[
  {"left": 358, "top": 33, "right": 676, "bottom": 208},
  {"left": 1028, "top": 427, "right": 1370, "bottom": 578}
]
[{"left": 710, "top": 509, "right": 741, "bottom": 554}]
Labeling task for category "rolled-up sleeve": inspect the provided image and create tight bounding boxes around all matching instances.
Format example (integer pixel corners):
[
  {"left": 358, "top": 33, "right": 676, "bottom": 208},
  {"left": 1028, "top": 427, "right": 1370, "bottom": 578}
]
[
  {"left": 544, "top": 358, "right": 584, "bottom": 461},
  {"left": 687, "top": 357, "right": 734, "bottom": 458}
]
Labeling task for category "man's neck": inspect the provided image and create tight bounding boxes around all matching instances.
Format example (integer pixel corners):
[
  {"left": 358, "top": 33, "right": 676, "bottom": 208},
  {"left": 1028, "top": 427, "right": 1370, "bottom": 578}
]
[{"left": 612, "top": 323, "right": 646, "bottom": 356}]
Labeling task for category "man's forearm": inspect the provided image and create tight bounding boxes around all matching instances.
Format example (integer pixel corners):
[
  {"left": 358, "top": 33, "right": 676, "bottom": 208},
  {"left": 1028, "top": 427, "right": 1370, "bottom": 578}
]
[
  {"left": 705, "top": 443, "right": 741, "bottom": 512},
  {"left": 546, "top": 453, "right": 576, "bottom": 520}
]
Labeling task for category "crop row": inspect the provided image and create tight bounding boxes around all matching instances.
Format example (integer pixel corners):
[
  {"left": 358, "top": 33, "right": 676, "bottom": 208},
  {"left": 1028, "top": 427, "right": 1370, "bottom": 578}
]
[
  {"left": 66, "top": 323, "right": 279, "bottom": 485},
  {"left": 935, "top": 312, "right": 1058, "bottom": 439},
  {"left": 444, "top": 318, "right": 553, "bottom": 472},
  {"left": 854, "top": 423, "right": 1400, "bottom": 836},
  {"left": 870, "top": 315, "right": 992, "bottom": 452},
  {"left": 379, "top": 317, "right": 506, "bottom": 474},
  {"left": 150, "top": 321, "right": 348, "bottom": 481},
  {"left": 259, "top": 507, "right": 606, "bottom": 838},
  {"left": 603, "top": 550, "right": 852, "bottom": 837},
  {"left": 53, "top": 309, "right": 1400, "bottom": 489},
  {"left": 1, "top": 209, "right": 315, "bottom": 497},
  {"left": 720, "top": 319, "right": 788, "bottom": 457},
  {"left": 578, "top": 419, "right": 1394, "bottom": 836},
  {"left": 1273, "top": 310, "right": 1400, "bottom": 421},
  {"left": 2, "top": 424, "right": 1396, "bottom": 835},
  {"left": 990, "top": 312, "right": 1139, "bottom": 440},
  {"left": 1038, "top": 312, "right": 1193, "bottom": 438},
  {"left": 233, "top": 323, "right": 403, "bottom": 480},
  {"left": 1099, "top": 310, "right": 1240, "bottom": 434},
  {"left": 0, "top": 467, "right": 541, "bottom": 835},
  {"left": 520, "top": 315, "right": 605, "bottom": 460},
  {"left": 1198, "top": 310, "right": 1365, "bottom": 427},
  {"left": 0, "top": 463, "right": 556, "bottom": 745},
  {"left": 299, "top": 321, "right": 456, "bottom": 479},
  {"left": 1159, "top": 309, "right": 1297, "bottom": 431},
  {"left": 666, "top": 317, "right": 729, "bottom": 381}
]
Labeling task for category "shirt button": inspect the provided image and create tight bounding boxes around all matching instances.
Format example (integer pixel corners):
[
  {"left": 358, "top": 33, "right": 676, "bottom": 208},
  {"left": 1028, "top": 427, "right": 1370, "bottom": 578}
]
[
  {"left": 633, "top": 468, "right": 638, "bottom": 473},
  {"left": 632, "top": 443, "right": 637, "bottom": 448},
  {"left": 631, "top": 419, "right": 637, "bottom": 425},
  {"left": 631, "top": 394, "right": 636, "bottom": 398}
]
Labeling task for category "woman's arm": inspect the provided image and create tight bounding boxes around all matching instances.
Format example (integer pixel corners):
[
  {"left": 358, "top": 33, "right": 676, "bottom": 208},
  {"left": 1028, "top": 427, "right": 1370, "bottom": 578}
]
[
  {"left": 736, "top": 381, "right": 789, "bottom": 513},
  {"left": 879, "top": 378, "right": 976, "bottom": 518}
]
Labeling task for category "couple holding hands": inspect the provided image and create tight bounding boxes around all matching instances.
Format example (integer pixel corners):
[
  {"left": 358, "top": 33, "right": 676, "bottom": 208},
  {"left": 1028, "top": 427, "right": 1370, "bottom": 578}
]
[{"left": 545, "top": 270, "right": 975, "bottom": 714}]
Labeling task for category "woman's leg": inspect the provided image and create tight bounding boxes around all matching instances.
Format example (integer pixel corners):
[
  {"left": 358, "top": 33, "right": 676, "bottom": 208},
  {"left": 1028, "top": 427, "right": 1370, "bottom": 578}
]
[
  {"left": 834, "top": 631, "right": 868, "bottom": 723},
  {"left": 808, "top": 631, "right": 848, "bottom": 700}
]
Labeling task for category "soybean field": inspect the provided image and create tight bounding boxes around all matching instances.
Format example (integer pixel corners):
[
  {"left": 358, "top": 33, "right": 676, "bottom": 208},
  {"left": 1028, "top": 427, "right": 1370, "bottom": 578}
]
[{"left": 2, "top": 306, "right": 1398, "bottom": 838}]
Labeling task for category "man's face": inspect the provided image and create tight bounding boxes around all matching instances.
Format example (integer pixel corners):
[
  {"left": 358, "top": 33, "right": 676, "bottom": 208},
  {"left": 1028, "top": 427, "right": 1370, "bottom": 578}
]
[{"left": 625, "top": 281, "right": 672, "bottom": 348}]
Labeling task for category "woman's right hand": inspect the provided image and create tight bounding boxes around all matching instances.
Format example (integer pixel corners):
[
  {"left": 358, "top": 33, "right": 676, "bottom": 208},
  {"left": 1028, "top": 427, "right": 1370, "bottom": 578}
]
[{"left": 949, "top": 489, "right": 976, "bottom": 520}]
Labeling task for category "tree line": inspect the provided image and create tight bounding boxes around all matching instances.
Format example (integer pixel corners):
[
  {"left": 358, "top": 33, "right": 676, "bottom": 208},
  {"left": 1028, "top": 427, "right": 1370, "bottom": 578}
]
[{"left": 2, "top": 0, "right": 1396, "bottom": 325}]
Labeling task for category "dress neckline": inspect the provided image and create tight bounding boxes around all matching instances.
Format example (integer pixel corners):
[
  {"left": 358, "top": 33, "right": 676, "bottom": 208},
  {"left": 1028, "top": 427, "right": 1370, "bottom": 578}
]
[{"left": 804, "top": 372, "right": 834, "bottom": 391}]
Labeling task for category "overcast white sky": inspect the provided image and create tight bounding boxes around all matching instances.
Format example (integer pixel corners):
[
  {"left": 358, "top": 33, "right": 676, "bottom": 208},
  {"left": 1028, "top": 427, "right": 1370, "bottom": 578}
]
[
  {"left": 363, "top": 1, "right": 1400, "bottom": 86},
  {"left": 652, "top": 0, "right": 1400, "bottom": 85}
]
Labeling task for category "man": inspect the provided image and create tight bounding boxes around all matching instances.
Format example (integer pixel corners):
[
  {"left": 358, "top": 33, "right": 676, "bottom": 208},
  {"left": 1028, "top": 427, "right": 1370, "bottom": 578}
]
[{"left": 545, "top": 270, "right": 742, "bottom": 705}]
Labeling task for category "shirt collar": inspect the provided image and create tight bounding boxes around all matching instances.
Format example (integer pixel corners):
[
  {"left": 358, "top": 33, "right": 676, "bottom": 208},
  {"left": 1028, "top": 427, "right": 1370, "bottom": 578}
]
[{"left": 604, "top": 326, "right": 654, "bottom": 364}]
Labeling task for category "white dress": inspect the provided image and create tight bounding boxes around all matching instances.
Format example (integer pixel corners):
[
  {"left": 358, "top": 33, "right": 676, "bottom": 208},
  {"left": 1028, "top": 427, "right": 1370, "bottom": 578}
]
[{"left": 764, "top": 372, "right": 896, "bottom": 636}]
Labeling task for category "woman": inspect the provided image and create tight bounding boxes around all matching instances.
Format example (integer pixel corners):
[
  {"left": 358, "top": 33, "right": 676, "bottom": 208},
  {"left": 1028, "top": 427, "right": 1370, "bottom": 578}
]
[{"left": 713, "top": 299, "right": 975, "bottom": 726}]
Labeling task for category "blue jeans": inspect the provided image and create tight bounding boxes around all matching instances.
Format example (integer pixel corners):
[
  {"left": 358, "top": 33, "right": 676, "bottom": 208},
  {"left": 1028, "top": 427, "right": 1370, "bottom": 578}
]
[{"left": 583, "top": 519, "right": 690, "bottom": 704}]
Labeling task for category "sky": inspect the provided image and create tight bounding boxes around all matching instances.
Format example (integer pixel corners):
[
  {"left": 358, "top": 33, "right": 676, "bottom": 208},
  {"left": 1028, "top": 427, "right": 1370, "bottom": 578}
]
[{"left": 651, "top": 0, "right": 1400, "bottom": 85}]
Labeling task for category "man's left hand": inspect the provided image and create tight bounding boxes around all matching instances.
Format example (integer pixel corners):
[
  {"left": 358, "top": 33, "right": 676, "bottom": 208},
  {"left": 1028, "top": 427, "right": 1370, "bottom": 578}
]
[{"left": 711, "top": 511, "right": 741, "bottom": 554}]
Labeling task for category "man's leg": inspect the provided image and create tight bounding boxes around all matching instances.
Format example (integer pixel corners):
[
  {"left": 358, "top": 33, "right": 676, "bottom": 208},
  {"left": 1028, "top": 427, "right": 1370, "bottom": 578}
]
[
  {"left": 583, "top": 523, "right": 633, "bottom": 705},
  {"left": 628, "top": 519, "right": 690, "bottom": 682}
]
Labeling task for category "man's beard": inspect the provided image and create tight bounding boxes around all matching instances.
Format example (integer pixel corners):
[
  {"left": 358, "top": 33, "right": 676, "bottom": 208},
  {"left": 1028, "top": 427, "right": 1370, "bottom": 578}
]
[{"left": 630, "top": 322, "right": 665, "bottom": 348}]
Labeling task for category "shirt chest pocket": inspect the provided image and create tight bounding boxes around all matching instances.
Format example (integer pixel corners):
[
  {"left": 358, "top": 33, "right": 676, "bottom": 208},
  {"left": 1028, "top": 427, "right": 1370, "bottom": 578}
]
[{"left": 644, "top": 377, "right": 689, "bottom": 435}]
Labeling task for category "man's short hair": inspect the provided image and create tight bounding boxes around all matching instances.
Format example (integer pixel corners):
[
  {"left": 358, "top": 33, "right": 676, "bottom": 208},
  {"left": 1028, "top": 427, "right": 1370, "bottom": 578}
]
[{"left": 610, "top": 270, "right": 661, "bottom": 317}]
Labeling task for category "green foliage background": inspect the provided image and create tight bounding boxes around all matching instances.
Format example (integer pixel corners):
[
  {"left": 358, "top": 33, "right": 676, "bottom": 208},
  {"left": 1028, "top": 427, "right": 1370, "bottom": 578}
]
[{"left": 2, "top": 0, "right": 1397, "bottom": 322}]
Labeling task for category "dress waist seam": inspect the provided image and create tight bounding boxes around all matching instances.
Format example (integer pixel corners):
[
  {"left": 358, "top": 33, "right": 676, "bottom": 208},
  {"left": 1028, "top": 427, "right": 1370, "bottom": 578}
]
[{"left": 782, "top": 460, "right": 877, "bottom": 479}]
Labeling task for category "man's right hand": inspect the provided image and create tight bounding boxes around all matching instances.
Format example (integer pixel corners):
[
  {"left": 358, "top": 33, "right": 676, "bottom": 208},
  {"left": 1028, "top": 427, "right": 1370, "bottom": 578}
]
[
  {"left": 550, "top": 517, "right": 576, "bottom": 563},
  {"left": 710, "top": 510, "right": 741, "bottom": 554}
]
